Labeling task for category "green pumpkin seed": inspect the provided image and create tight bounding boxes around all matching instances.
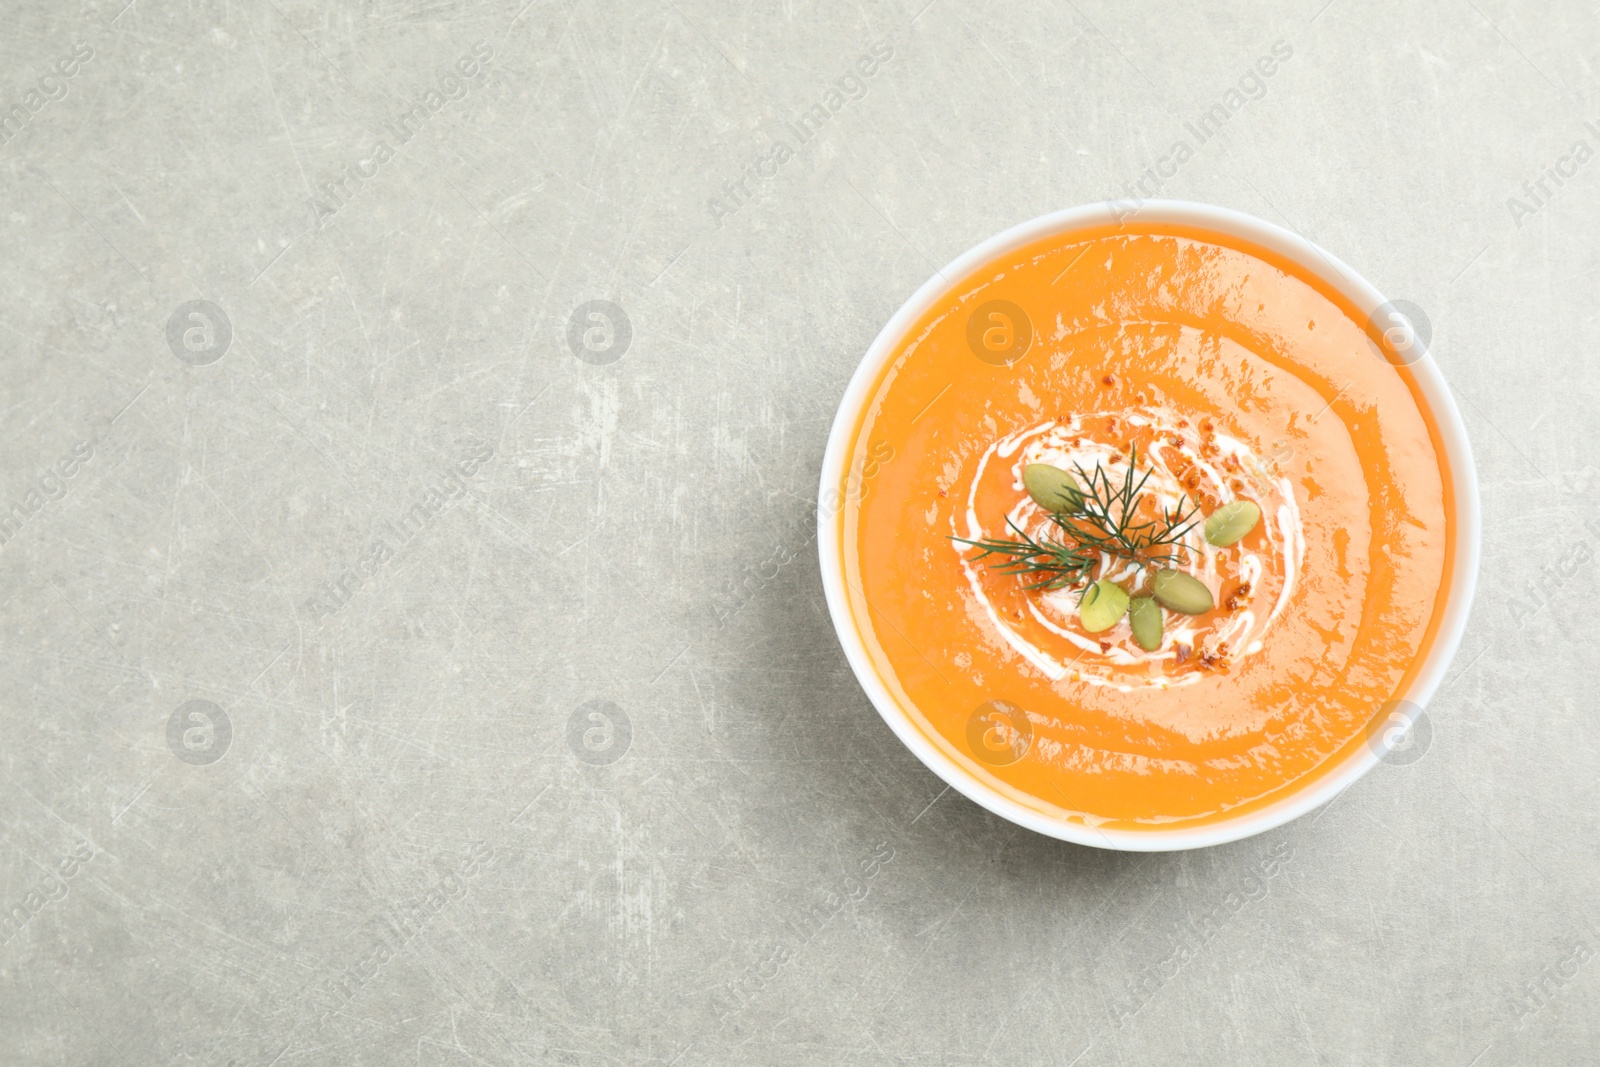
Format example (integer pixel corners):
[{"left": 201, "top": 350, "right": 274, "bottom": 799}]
[
  {"left": 1129, "top": 596, "right": 1163, "bottom": 651},
  {"left": 1022, "top": 463, "right": 1082, "bottom": 513},
  {"left": 1204, "top": 500, "right": 1261, "bottom": 547},
  {"left": 1152, "top": 569, "right": 1214, "bottom": 615},
  {"left": 1079, "top": 579, "right": 1129, "bottom": 633}
]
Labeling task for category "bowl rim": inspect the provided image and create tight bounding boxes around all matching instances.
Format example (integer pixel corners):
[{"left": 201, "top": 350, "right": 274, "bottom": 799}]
[{"left": 816, "top": 198, "right": 1481, "bottom": 852}]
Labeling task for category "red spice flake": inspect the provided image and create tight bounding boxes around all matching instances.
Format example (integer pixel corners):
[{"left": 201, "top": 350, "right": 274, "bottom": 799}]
[
  {"left": 1098, "top": 641, "right": 1112, "bottom": 653},
  {"left": 1174, "top": 644, "right": 1192, "bottom": 664},
  {"left": 1101, "top": 374, "right": 1116, "bottom": 387},
  {"left": 1200, "top": 419, "right": 1214, "bottom": 433},
  {"left": 1225, "top": 583, "right": 1253, "bottom": 611},
  {"left": 1177, "top": 418, "right": 1189, "bottom": 428},
  {"left": 1110, "top": 453, "right": 1124, "bottom": 465},
  {"left": 938, "top": 489, "right": 947, "bottom": 497},
  {"left": 1106, "top": 417, "right": 1119, "bottom": 433}
]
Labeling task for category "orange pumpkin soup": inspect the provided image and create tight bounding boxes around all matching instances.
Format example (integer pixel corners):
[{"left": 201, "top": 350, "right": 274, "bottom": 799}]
[{"left": 836, "top": 222, "right": 1452, "bottom": 832}]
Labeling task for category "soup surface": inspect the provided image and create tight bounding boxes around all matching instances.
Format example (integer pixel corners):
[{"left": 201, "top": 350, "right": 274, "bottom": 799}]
[{"left": 836, "top": 222, "right": 1453, "bottom": 832}]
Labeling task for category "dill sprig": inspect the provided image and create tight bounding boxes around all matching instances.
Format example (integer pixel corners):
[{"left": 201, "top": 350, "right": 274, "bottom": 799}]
[
  {"left": 954, "top": 516, "right": 1097, "bottom": 591},
  {"left": 1057, "top": 445, "right": 1200, "bottom": 565},
  {"left": 954, "top": 443, "right": 1200, "bottom": 593}
]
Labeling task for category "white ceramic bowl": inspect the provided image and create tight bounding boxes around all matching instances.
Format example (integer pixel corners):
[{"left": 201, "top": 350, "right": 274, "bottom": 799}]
[{"left": 817, "top": 199, "right": 1481, "bottom": 851}]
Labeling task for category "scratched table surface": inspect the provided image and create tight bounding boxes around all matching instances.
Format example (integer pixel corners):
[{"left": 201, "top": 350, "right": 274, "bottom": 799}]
[{"left": 0, "top": 0, "right": 1594, "bottom": 1064}]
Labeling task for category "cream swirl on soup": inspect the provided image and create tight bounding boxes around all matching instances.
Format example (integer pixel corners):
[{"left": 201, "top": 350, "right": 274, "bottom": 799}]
[{"left": 956, "top": 407, "right": 1304, "bottom": 691}]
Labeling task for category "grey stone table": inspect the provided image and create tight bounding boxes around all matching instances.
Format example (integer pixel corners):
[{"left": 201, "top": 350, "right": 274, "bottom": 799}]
[{"left": 0, "top": 1, "right": 1593, "bottom": 1064}]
